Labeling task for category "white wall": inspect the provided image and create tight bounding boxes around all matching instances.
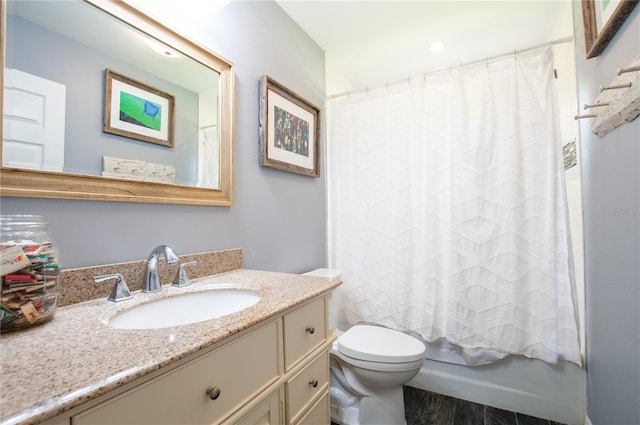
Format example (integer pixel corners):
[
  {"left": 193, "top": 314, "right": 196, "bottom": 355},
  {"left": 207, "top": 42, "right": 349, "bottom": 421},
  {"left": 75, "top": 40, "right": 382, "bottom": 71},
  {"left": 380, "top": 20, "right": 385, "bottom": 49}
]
[{"left": 1, "top": 1, "right": 328, "bottom": 273}]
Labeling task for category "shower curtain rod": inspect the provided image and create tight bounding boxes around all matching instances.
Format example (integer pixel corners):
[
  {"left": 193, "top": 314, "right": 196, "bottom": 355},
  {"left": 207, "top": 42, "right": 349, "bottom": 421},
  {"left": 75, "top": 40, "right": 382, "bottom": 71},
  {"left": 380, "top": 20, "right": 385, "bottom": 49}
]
[{"left": 326, "top": 35, "right": 574, "bottom": 101}]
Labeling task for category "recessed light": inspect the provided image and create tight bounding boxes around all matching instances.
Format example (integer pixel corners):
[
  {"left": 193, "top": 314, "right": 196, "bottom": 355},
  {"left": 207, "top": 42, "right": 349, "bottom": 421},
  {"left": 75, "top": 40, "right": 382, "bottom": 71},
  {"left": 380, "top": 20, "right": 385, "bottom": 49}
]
[
  {"left": 147, "top": 38, "right": 181, "bottom": 58},
  {"left": 430, "top": 41, "right": 445, "bottom": 52}
]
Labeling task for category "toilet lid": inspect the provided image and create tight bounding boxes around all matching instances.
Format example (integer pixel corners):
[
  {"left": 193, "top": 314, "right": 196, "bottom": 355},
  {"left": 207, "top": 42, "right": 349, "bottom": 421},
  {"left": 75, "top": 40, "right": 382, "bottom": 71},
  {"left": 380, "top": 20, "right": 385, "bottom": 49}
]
[{"left": 337, "top": 325, "right": 425, "bottom": 363}]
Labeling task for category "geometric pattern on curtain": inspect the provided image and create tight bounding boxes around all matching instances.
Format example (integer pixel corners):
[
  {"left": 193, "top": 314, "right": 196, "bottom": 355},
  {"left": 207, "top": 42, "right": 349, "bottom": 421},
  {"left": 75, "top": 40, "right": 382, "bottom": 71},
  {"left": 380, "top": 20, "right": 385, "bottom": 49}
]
[{"left": 328, "top": 48, "right": 581, "bottom": 366}]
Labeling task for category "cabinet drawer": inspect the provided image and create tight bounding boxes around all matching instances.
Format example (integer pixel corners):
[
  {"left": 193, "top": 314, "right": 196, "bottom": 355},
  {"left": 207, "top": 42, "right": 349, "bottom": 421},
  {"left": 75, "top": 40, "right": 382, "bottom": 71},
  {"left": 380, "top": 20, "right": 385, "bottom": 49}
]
[
  {"left": 73, "top": 320, "right": 280, "bottom": 425},
  {"left": 286, "top": 351, "right": 329, "bottom": 423},
  {"left": 283, "top": 297, "right": 326, "bottom": 370},
  {"left": 295, "top": 392, "right": 329, "bottom": 425}
]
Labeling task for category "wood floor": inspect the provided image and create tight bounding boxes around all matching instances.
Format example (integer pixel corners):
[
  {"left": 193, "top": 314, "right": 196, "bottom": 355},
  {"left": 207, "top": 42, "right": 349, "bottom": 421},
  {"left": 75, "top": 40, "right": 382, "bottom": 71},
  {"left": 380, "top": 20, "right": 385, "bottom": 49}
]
[
  {"left": 403, "top": 386, "right": 568, "bottom": 425},
  {"left": 330, "top": 386, "right": 570, "bottom": 425}
]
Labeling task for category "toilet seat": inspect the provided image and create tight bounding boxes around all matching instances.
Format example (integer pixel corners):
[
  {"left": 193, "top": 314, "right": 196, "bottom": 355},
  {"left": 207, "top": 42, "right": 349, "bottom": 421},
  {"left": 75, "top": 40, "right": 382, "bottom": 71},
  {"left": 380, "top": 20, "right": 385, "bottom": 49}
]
[
  {"left": 332, "top": 346, "right": 425, "bottom": 373},
  {"left": 337, "top": 325, "right": 425, "bottom": 363}
]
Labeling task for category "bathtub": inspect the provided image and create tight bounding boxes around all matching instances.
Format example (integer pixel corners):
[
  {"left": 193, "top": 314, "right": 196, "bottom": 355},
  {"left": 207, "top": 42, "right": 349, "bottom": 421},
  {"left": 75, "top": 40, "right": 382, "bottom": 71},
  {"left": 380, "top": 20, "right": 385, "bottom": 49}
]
[{"left": 407, "top": 355, "right": 586, "bottom": 425}]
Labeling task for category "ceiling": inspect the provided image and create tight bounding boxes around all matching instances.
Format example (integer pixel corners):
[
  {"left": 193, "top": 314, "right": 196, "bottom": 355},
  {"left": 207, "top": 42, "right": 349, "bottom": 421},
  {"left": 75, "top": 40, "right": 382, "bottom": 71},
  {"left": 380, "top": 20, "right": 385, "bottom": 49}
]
[{"left": 275, "top": 1, "right": 575, "bottom": 95}]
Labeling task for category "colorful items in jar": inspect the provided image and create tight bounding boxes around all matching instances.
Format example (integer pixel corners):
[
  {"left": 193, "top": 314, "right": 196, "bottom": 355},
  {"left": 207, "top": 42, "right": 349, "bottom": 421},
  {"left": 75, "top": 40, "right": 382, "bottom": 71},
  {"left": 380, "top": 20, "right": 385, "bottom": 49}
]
[{"left": 1, "top": 241, "right": 59, "bottom": 331}]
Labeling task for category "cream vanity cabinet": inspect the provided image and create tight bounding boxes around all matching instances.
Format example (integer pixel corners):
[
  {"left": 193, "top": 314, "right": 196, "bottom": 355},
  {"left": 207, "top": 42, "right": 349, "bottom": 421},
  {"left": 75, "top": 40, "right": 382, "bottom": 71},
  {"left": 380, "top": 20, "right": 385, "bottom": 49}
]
[{"left": 64, "top": 294, "right": 332, "bottom": 425}]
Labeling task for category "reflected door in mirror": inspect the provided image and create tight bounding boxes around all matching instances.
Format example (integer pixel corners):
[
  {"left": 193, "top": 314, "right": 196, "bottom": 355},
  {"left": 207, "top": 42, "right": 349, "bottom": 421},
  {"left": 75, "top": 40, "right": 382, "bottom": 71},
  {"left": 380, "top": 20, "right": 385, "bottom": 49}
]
[{"left": 3, "top": 69, "right": 66, "bottom": 171}]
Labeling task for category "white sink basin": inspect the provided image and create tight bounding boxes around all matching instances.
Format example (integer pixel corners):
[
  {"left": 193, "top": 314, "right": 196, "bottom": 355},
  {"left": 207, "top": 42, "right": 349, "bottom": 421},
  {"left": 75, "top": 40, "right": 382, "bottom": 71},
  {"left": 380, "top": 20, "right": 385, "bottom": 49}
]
[{"left": 108, "top": 289, "right": 260, "bottom": 330}]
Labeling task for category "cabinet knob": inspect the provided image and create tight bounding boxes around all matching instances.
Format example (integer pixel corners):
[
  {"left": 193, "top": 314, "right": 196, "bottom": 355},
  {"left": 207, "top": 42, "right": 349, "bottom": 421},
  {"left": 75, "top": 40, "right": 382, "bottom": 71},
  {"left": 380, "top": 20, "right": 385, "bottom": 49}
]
[
  {"left": 306, "top": 325, "right": 315, "bottom": 335},
  {"left": 309, "top": 379, "right": 319, "bottom": 388},
  {"left": 206, "top": 386, "right": 221, "bottom": 400}
]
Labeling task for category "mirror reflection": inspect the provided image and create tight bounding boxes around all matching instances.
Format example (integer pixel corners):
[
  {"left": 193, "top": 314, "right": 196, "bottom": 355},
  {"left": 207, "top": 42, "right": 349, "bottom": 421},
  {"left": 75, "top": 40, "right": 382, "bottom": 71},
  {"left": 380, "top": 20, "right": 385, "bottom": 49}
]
[{"left": 3, "top": 0, "right": 221, "bottom": 189}]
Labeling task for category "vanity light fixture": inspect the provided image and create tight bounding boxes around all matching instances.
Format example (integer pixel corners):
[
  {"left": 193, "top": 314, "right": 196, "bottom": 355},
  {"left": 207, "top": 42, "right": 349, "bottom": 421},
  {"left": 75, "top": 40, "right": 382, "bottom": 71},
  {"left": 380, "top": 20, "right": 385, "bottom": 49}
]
[{"left": 429, "top": 41, "right": 445, "bottom": 52}]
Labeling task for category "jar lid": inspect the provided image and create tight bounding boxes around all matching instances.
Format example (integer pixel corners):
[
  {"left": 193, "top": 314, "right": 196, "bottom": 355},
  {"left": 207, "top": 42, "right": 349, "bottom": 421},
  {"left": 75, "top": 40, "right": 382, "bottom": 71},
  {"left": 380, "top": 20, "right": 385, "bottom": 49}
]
[{"left": 0, "top": 215, "right": 47, "bottom": 226}]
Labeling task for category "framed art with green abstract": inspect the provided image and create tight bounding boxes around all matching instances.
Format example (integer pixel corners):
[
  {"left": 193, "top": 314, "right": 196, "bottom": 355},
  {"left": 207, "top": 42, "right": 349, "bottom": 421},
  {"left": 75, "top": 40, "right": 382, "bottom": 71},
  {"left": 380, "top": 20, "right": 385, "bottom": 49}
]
[{"left": 104, "top": 69, "right": 175, "bottom": 147}]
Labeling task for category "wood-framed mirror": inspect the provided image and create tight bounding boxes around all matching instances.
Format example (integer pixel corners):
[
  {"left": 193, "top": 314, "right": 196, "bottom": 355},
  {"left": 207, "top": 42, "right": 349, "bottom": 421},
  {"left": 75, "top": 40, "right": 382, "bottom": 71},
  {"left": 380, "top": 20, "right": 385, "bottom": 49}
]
[{"left": 0, "top": 0, "right": 234, "bottom": 206}]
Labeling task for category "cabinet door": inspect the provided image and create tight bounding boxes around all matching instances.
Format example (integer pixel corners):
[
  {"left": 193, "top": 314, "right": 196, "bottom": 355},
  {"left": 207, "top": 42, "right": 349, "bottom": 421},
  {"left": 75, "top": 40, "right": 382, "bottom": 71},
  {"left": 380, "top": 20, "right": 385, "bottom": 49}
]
[
  {"left": 41, "top": 416, "right": 70, "bottom": 425},
  {"left": 283, "top": 297, "right": 327, "bottom": 371},
  {"left": 73, "top": 321, "right": 280, "bottom": 425},
  {"left": 233, "top": 389, "right": 282, "bottom": 425}
]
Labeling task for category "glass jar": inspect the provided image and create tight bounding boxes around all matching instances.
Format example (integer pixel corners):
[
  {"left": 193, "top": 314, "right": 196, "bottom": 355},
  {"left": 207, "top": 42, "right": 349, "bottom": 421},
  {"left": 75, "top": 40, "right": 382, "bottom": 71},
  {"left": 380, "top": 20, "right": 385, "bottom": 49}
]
[{"left": 1, "top": 215, "right": 60, "bottom": 332}]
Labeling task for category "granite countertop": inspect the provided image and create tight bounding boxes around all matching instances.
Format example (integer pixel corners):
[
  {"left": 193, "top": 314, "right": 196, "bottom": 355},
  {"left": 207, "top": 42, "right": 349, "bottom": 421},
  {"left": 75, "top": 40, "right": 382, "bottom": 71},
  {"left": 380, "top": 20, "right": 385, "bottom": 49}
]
[{"left": 0, "top": 269, "right": 341, "bottom": 425}]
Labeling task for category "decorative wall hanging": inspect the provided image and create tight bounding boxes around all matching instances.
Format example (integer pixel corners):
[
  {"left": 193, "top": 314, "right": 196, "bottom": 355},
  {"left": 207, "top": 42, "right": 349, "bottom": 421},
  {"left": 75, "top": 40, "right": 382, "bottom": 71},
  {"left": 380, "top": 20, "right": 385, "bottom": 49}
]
[
  {"left": 574, "top": 55, "right": 640, "bottom": 137},
  {"left": 259, "top": 75, "right": 320, "bottom": 177},
  {"left": 101, "top": 155, "right": 176, "bottom": 184},
  {"left": 582, "top": 0, "right": 639, "bottom": 59},
  {"left": 103, "top": 69, "right": 175, "bottom": 147}
]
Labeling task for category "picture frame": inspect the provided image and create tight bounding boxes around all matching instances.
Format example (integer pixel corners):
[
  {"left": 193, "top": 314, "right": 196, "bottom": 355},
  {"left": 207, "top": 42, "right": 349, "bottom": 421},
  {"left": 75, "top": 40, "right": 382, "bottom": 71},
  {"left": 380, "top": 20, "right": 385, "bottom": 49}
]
[
  {"left": 103, "top": 69, "right": 175, "bottom": 147},
  {"left": 259, "top": 75, "right": 320, "bottom": 177},
  {"left": 582, "top": 0, "right": 639, "bottom": 59}
]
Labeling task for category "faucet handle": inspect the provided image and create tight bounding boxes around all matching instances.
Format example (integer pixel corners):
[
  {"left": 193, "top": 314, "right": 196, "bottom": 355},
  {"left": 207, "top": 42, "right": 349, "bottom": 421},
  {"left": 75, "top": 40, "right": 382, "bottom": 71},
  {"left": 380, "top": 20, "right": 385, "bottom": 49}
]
[
  {"left": 94, "top": 273, "right": 133, "bottom": 302},
  {"left": 171, "top": 261, "right": 197, "bottom": 288}
]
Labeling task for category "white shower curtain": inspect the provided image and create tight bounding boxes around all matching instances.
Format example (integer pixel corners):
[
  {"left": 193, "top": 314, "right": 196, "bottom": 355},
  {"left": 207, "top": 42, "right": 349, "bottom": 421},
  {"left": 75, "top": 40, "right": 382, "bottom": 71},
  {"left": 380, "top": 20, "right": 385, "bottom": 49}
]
[{"left": 327, "top": 48, "right": 581, "bottom": 366}]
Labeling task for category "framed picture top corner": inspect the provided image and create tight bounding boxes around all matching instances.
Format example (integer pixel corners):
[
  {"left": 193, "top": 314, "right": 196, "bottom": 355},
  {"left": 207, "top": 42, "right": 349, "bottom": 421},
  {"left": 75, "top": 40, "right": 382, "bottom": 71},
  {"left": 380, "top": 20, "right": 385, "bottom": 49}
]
[{"left": 582, "top": 0, "right": 639, "bottom": 59}]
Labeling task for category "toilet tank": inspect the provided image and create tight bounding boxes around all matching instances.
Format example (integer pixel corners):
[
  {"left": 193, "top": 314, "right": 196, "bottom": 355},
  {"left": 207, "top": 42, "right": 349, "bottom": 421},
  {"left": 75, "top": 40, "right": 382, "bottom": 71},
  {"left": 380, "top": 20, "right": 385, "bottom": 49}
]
[{"left": 303, "top": 268, "right": 342, "bottom": 279}]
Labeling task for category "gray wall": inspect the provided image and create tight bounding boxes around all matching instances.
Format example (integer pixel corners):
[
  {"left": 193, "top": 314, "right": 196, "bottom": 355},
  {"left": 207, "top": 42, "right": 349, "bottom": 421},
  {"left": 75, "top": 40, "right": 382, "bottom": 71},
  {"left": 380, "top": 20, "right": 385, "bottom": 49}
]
[
  {"left": 1, "top": 1, "right": 328, "bottom": 274},
  {"left": 572, "top": 3, "right": 640, "bottom": 424}
]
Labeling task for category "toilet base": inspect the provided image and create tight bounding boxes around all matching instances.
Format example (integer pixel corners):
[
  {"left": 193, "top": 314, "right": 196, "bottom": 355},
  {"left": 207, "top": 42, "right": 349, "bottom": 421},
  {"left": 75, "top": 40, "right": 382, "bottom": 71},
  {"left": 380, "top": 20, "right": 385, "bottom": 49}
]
[{"left": 329, "top": 369, "right": 408, "bottom": 425}]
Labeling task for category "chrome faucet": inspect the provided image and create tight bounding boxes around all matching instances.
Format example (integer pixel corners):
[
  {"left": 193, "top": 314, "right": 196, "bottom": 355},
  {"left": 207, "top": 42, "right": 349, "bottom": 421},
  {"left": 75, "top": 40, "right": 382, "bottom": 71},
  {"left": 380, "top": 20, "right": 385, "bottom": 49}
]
[{"left": 143, "top": 245, "right": 179, "bottom": 293}]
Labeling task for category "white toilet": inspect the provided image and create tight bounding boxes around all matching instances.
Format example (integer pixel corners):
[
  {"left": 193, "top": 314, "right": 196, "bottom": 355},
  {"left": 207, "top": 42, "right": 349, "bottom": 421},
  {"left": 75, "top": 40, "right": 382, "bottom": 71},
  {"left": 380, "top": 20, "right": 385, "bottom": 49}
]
[
  {"left": 329, "top": 325, "right": 426, "bottom": 425},
  {"left": 302, "top": 269, "right": 425, "bottom": 424}
]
